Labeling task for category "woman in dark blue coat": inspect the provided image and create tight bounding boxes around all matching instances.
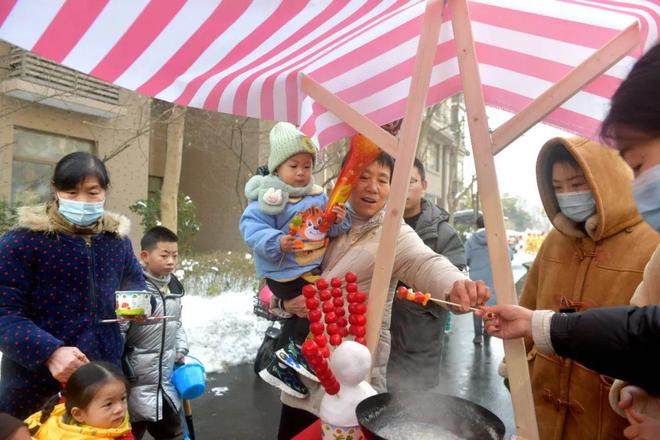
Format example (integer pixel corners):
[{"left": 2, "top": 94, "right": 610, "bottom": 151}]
[{"left": 0, "top": 152, "right": 145, "bottom": 418}]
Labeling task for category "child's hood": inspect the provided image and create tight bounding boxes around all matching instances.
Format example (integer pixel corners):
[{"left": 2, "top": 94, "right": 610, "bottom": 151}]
[
  {"left": 26, "top": 403, "right": 132, "bottom": 439},
  {"left": 15, "top": 203, "right": 131, "bottom": 237},
  {"left": 244, "top": 173, "right": 323, "bottom": 215}
]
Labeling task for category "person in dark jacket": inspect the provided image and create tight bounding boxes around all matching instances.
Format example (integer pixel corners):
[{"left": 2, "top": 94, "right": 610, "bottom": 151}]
[
  {"left": 387, "top": 158, "right": 467, "bottom": 391},
  {"left": 0, "top": 152, "right": 146, "bottom": 419},
  {"left": 480, "top": 304, "right": 660, "bottom": 393}
]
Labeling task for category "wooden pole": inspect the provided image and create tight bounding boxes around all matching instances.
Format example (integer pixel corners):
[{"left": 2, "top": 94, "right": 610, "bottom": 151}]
[
  {"left": 160, "top": 104, "right": 186, "bottom": 232},
  {"left": 449, "top": 0, "right": 539, "bottom": 438},
  {"left": 365, "top": 0, "right": 445, "bottom": 355},
  {"left": 491, "top": 22, "right": 640, "bottom": 154},
  {"left": 300, "top": 74, "right": 398, "bottom": 157}
]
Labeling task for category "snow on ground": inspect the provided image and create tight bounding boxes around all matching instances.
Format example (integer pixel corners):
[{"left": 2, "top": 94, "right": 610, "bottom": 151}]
[
  {"left": 182, "top": 291, "right": 271, "bottom": 374},
  {"left": 0, "top": 290, "right": 270, "bottom": 374}
]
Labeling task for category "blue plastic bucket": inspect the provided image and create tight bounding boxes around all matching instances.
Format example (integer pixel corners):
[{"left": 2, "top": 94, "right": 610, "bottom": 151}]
[{"left": 172, "top": 356, "right": 206, "bottom": 400}]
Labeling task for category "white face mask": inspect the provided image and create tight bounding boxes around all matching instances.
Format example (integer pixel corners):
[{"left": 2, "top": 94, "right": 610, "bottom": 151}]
[
  {"left": 57, "top": 198, "right": 105, "bottom": 226},
  {"left": 556, "top": 190, "right": 596, "bottom": 222},
  {"left": 632, "top": 164, "right": 660, "bottom": 231}
]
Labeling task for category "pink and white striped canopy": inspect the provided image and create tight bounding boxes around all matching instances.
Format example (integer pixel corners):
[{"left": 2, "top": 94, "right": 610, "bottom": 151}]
[{"left": 0, "top": 0, "right": 657, "bottom": 147}]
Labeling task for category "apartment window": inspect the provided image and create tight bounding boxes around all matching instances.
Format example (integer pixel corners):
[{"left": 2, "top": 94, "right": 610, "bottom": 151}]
[
  {"left": 11, "top": 127, "right": 95, "bottom": 205},
  {"left": 426, "top": 143, "right": 441, "bottom": 172}
]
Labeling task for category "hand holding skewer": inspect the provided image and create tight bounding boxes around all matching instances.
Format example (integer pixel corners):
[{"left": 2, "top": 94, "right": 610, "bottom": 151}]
[{"left": 396, "top": 282, "right": 487, "bottom": 313}]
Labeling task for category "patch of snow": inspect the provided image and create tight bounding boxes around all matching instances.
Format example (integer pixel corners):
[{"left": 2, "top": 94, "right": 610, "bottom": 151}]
[
  {"left": 182, "top": 291, "right": 270, "bottom": 374},
  {"left": 211, "top": 386, "right": 229, "bottom": 397}
]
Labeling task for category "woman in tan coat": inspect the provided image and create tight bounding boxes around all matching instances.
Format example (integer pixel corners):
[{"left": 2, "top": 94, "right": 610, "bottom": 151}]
[
  {"left": 520, "top": 136, "right": 659, "bottom": 440},
  {"left": 275, "top": 152, "right": 490, "bottom": 439}
]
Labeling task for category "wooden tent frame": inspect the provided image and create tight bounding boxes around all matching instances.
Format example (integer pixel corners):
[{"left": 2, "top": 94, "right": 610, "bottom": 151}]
[{"left": 300, "top": 0, "right": 640, "bottom": 438}]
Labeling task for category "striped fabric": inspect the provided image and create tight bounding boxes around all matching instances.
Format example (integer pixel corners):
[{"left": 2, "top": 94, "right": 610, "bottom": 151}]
[{"left": 0, "top": 0, "right": 657, "bottom": 147}]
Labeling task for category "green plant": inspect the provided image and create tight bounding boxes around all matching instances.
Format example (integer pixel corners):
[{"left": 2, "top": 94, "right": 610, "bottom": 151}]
[
  {"left": 129, "top": 191, "right": 201, "bottom": 254},
  {"left": 0, "top": 199, "right": 17, "bottom": 236},
  {"left": 178, "top": 251, "right": 258, "bottom": 296}
]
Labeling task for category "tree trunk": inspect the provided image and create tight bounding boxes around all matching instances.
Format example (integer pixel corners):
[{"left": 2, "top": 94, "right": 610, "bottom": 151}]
[{"left": 160, "top": 105, "right": 186, "bottom": 234}]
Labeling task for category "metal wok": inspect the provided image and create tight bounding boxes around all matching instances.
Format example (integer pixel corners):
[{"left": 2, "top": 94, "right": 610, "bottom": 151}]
[{"left": 356, "top": 392, "right": 505, "bottom": 440}]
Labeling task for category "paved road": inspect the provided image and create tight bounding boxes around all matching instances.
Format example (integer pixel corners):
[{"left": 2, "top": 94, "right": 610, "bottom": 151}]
[{"left": 178, "top": 311, "right": 515, "bottom": 439}]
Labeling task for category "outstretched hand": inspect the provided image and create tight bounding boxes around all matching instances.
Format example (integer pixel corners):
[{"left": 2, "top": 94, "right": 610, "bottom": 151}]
[{"left": 478, "top": 304, "right": 533, "bottom": 339}]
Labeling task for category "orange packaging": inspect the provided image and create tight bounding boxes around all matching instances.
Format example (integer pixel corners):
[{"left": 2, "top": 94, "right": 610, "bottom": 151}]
[{"left": 319, "top": 134, "right": 381, "bottom": 232}]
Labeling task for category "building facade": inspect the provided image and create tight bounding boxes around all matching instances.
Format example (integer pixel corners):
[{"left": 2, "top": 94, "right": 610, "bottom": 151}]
[
  {"left": 0, "top": 43, "right": 150, "bottom": 245},
  {"left": 418, "top": 94, "right": 469, "bottom": 213}
]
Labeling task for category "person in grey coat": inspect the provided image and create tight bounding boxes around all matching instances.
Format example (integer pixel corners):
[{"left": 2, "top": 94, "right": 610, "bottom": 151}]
[
  {"left": 122, "top": 227, "right": 188, "bottom": 440},
  {"left": 465, "top": 215, "right": 513, "bottom": 344},
  {"left": 387, "top": 158, "right": 467, "bottom": 391}
]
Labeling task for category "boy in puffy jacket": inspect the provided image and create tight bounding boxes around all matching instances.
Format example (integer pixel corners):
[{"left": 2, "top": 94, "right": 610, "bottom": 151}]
[{"left": 122, "top": 226, "right": 188, "bottom": 440}]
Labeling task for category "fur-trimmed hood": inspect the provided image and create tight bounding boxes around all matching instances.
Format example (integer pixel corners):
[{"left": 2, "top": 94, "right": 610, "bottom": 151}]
[{"left": 15, "top": 204, "right": 131, "bottom": 237}]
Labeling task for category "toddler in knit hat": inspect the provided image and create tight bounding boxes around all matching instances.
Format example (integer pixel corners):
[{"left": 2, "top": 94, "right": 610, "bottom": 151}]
[{"left": 240, "top": 122, "right": 350, "bottom": 399}]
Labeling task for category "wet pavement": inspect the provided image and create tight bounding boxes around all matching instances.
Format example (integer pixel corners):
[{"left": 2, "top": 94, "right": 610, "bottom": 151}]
[{"left": 181, "top": 311, "right": 515, "bottom": 439}]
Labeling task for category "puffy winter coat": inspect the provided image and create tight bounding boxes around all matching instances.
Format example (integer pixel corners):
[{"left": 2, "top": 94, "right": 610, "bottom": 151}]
[
  {"left": 282, "top": 208, "right": 467, "bottom": 416},
  {"left": 240, "top": 185, "right": 350, "bottom": 282},
  {"left": 0, "top": 204, "right": 145, "bottom": 419},
  {"left": 520, "top": 137, "right": 659, "bottom": 440},
  {"left": 122, "top": 274, "right": 188, "bottom": 423},
  {"left": 26, "top": 402, "right": 133, "bottom": 439},
  {"left": 388, "top": 198, "right": 466, "bottom": 390}
]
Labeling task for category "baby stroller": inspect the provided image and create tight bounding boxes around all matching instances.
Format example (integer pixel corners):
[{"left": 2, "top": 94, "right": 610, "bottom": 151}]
[{"left": 253, "top": 283, "right": 283, "bottom": 374}]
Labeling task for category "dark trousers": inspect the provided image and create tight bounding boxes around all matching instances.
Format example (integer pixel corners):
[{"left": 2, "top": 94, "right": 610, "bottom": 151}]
[
  {"left": 132, "top": 398, "right": 184, "bottom": 440},
  {"left": 278, "top": 403, "right": 318, "bottom": 440},
  {"left": 267, "top": 278, "right": 311, "bottom": 352}
]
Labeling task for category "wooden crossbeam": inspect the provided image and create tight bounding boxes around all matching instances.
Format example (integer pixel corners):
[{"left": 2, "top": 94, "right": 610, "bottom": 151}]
[{"left": 300, "top": 74, "right": 398, "bottom": 157}]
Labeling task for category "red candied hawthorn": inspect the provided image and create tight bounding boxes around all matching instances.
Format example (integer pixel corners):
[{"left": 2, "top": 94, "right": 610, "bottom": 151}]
[{"left": 330, "top": 277, "right": 343, "bottom": 288}]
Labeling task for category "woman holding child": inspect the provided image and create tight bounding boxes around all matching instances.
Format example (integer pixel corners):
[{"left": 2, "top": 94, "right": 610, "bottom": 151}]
[
  {"left": 0, "top": 152, "right": 145, "bottom": 419},
  {"left": 275, "top": 151, "right": 490, "bottom": 438}
]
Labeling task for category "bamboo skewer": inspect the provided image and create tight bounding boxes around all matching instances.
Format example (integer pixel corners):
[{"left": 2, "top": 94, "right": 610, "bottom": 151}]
[{"left": 427, "top": 296, "right": 481, "bottom": 313}]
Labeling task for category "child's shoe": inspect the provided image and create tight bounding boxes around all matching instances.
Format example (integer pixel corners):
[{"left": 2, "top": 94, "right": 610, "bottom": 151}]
[
  {"left": 258, "top": 359, "right": 309, "bottom": 398},
  {"left": 275, "top": 339, "right": 319, "bottom": 382}
]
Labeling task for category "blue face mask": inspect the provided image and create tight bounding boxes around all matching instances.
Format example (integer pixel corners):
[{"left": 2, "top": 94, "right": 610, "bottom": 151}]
[
  {"left": 58, "top": 198, "right": 105, "bottom": 226},
  {"left": 556, "top": 190, "right": 596, "bottom": 222},
  {"left": 633, "top": 164, "right": 660, "bottom": 232}
]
